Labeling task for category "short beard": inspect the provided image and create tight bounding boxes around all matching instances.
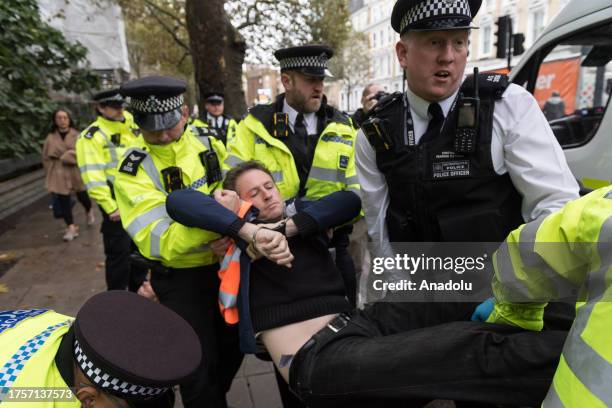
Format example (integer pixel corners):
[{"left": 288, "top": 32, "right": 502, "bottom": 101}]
[{"left": 286, "top": 90, "right": 321, "bottom": 114}]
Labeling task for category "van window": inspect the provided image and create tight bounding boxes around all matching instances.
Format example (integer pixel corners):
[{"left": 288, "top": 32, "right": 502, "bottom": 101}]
[{"left": 533, "top": 23, "right": 612, "bottom": 148}]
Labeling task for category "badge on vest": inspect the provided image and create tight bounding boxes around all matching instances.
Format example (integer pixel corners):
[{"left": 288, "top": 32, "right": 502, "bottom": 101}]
[
  {"left": 119, "top": 151, "right": 147, "bottom": 175},
  {"left": 432, "top": 160, "right": 471, "bottom": 179},
  {"left": 338, "top": 154, "right": 349, "bottom": 170}
]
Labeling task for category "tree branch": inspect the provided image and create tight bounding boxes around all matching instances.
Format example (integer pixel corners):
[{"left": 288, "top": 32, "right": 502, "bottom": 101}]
[
  {"left": 143, "top": 0, "right": 186, "bottom": 28},
  {"left": 147, "top": 6, "right": 190, "bottom": 52}
]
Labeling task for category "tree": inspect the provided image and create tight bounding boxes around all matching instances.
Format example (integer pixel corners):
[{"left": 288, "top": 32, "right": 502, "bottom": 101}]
[
  {"left": 334, "top": 30, "right": 371, "bottom": 111},
  {"left": 0, "top": 0, "right": 99, "bottom": 158}
]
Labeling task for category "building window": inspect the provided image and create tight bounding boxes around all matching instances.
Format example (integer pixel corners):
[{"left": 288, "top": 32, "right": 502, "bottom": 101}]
[
  {"left": 480, "top": 23, "right": 492, "bottom": 56},
  {"left": 372, "top": 32, "right": 377, "bottom": 48},
  {"left": 530, "top": 9, "right": 545, "bottom": 43}
]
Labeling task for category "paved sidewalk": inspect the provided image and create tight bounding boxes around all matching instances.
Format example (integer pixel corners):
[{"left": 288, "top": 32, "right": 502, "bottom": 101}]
[{"left": 0, "top": 198, "right": 281, "bottom": 408}]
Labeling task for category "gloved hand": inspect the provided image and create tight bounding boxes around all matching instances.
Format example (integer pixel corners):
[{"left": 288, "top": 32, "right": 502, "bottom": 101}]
[{"left": 471, "top": 298, "right": 495, "bottom": 322}]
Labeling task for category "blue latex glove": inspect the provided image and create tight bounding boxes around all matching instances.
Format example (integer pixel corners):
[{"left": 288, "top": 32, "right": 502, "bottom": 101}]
[{"left": 471, "top": 298, "right": 495, "bottom": 322}]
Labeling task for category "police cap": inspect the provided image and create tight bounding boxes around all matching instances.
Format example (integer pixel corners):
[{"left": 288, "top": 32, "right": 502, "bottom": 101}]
[
  {"left": 120, "top": 76, "right": 187, "bottom": 132},
  {"left": 204, "top": 92, "right": 224, "bottom": 104},
  {"left": 274, "top": 45, "right": 334, "bottom": 78},
  {"left": 93, "top": 88, "right": 125, "bottom": 108},
  {"left": 73, "top": 291, "right": 201, "bottom": 403},
  {"left": 391, "top": 0, "right": 481, "bottom": 35}
]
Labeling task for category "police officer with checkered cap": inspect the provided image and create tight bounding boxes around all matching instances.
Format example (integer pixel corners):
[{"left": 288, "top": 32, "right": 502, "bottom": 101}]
[
  {"left": 356, "top": 0, "right": 579, "bottom": 321},
  {"left": 0, "top": 291, "right": 200, "bottom": 408},
  {"left": 113, "top": 76, "right": 242, "bottom": 408},
  {"left": 201, "top": 92, "right": 237, "bottom": 146}
]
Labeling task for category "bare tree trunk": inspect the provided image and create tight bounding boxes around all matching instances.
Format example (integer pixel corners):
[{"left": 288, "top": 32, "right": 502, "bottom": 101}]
[
  {"left": 185, "top": 0, "right": 247, "bottom": 119},
  {"left": 223, "top": 19, "right": 247, "bottom": 118}
]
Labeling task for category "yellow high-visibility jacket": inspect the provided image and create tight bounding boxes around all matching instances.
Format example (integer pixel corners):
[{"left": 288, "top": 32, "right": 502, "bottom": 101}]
[
  {"left": 0, "top": 309, "right": 77, "bottom": 407},
  {"left": 114, "top": 125, "right": 228, "bottom": 268},
  {"left": 488, "top": 186, "right": 612, "bottom": 407},
  {"left": 226, "top": 96, "right": 359, "bottom": 201},
  {"left": 76, "top": 114, "right": 141, "bottom": 214}
]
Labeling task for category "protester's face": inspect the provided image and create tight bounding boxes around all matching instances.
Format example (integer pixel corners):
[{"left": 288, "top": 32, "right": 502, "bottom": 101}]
[
  {"left": 205, "top": 101, "right": 224, "bottom": 117},
  {"left": 235, "top": 169, "right": 284, "bottom": 221},
  {"left": 283, "top": 72, "right": 324, "bottom": 113},
  {"left": 98, "top": 104, "right": 125, "bottom": 121},
  {"left": 54, "top": 110, "right": 71, "bottom": 131},
  {"left": 141, "top": 108, "right": 188, "bottom": 146},
  {"left": 396, "top": 29, "right": 469, "bottom": 102}
]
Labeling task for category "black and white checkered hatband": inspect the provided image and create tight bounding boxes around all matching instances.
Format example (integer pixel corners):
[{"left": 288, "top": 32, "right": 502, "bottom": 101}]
[
  {"left": 131, "top": 94, "right": 184, "bottom": 114},
  {"left": 74, "top": 338, "right": 168, "bottom": 399},
  {"left": 400, "top": 0, "right": 471, "bottom": 32},
  {"left": 279, "top": 54, "right": 329, "bottom": 71}
]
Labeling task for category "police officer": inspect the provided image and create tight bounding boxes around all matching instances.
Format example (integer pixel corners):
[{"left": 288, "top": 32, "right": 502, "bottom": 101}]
[
  {"left": 488, "top": 186, "right": 612, "bottom": 407},
  {"left": 227, "top": 45, "right": 361, "bottom": 306},
  {"left": 113, "top": 76, "right": 242, "bottom": 408},
  {"left": 0, "top": 290, "right": 200, "bottom": 408},
  {"left": 357, "top": 0, "right": 579, "bottom": 260},
  {"left": 76, "top": 89, "right": 146, "bottom": 292},
  {"left": 202, "top": 92, "right": 238, "bottom": 146}
]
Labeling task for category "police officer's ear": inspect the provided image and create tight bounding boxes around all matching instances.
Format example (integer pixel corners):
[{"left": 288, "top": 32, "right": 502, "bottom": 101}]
[
  {"left": 74, "top": 382, "right": 99, "bottom": 407},
  {"left": 395, "top": 35, "right": 410, "bottom": 70},
  {"left": 281, "top": 72, "right": 294, "bottom": 91},
  {"left": 181, "top": 104, "right": 189, "bottom": 119}
]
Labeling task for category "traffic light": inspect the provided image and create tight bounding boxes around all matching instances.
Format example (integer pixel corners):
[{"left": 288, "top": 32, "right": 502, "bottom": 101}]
[
  {"left": 512, "top": 33, "right": 525, "bottom": 56},
  {"left": 495, "top": 16, "right": 511, "bottom": 59}
]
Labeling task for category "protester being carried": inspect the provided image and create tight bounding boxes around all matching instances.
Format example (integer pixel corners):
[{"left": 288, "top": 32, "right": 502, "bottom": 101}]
[{"left": 166, "top": 161, "right": 567, "bottom": 408}]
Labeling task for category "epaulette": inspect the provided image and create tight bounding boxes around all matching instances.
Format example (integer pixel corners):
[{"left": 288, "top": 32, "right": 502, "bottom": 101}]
[
  {"left": 83, "top": 126, "right": 100, "bottom": 139},
  {"left": 118, "top": 150, "right": 148, "bottom": 176},
  {"left": 461, "top": 73, "right": 510, "bottom": 100},
  {"left": 366, "top": 92, "right": 403, "bottom": 119}
]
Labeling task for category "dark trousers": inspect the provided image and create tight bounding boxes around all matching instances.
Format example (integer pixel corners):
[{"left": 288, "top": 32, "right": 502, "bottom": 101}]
[
  {"left": 151, "top": 265, "right": 244, "bottom": 408},
  {"left": 331, "top": 228, "right": 357, "bottom": 307},
  {"left": 290, "top": 302, "right": 567, "bottom": 408},
  {"left": 100, "top": 210, "right": 146, "bottom": 291},
  {"left": 53, "top": 192, "right": 91, "bottom": 226}
]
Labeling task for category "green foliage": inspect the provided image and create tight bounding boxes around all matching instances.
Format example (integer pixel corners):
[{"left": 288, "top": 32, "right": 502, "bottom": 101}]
[{"left": 0, "top": 0, "right": 99, "bottom": 159}]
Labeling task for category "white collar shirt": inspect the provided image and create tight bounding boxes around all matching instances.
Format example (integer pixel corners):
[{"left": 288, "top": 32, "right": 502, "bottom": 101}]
[{"left": 283, "top": 99, "right": 318, "bottom": 135}]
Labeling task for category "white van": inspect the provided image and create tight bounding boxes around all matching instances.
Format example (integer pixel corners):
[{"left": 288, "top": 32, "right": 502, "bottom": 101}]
[{"left": 510, "top": 0, "right": 612, "bottom": 190}]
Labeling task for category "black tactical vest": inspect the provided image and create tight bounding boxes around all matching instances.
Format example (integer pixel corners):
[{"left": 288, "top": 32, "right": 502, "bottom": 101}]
[{"left": 364, "top": 74, "right": 524, "bottom": 243}]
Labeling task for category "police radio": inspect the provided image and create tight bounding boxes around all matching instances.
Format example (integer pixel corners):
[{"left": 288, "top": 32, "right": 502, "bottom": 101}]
[
  {"left": 161, "top": 167, "right": 184, "bottom": 193},
  {"left": 454, "top": 67, "right": 480, "bottom": 154},
  {"left": 200, "top": 150, "right": 222, "bottom": 186},
  {"left": 111, "top": 133, "right": 121, "bottom": 146},
  {"left": 361, "top": 118, "right": 394, "bottom": 152},
  {"left": 273, "top": 113, "right": 289, "bottom": 138}
]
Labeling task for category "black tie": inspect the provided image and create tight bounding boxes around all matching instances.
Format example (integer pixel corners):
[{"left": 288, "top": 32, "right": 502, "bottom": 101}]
[
  {"left": 423, "top": 102, "right": 444, "bottom": 141},
  {"left": 294, "top": 113, "right": 308, "bottom": 142}
]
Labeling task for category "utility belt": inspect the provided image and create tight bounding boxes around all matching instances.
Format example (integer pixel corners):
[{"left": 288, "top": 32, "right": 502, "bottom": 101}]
[{"left": 289, "top": 312, "right": 352, "bottom": 399}]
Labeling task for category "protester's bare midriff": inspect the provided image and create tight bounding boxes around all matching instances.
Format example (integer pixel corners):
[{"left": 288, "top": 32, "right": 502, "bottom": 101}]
[{"left": 260, "top": 313, "right": 338, "bottom": 382}]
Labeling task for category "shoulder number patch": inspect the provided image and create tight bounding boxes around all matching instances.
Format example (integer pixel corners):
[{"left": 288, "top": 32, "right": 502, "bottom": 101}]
[
  {"left": 84, "top": 126, "right": 100, "bottom": 139},
  {"left": 119, "top": 151, "right": 148, "bottom": 176}
]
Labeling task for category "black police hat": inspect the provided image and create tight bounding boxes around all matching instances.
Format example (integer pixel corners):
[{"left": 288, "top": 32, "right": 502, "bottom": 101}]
[
  {"left": 274, "top": 45, "right": 334, "bottom": 78},
  {"left": 120, "top": 76, "right": 187, "bottom": 132},
  {"left": 93, "top": 88, "right": 125, "bottom": 108},
  {"left": 204, "top": 92, "right": 224, "bottom": 104},
  {"left": 73, "top": 291, "right": 201, "bottom": 402},
  {"left": 391, "top": 0, "right": 481, "bottom": 34}
]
